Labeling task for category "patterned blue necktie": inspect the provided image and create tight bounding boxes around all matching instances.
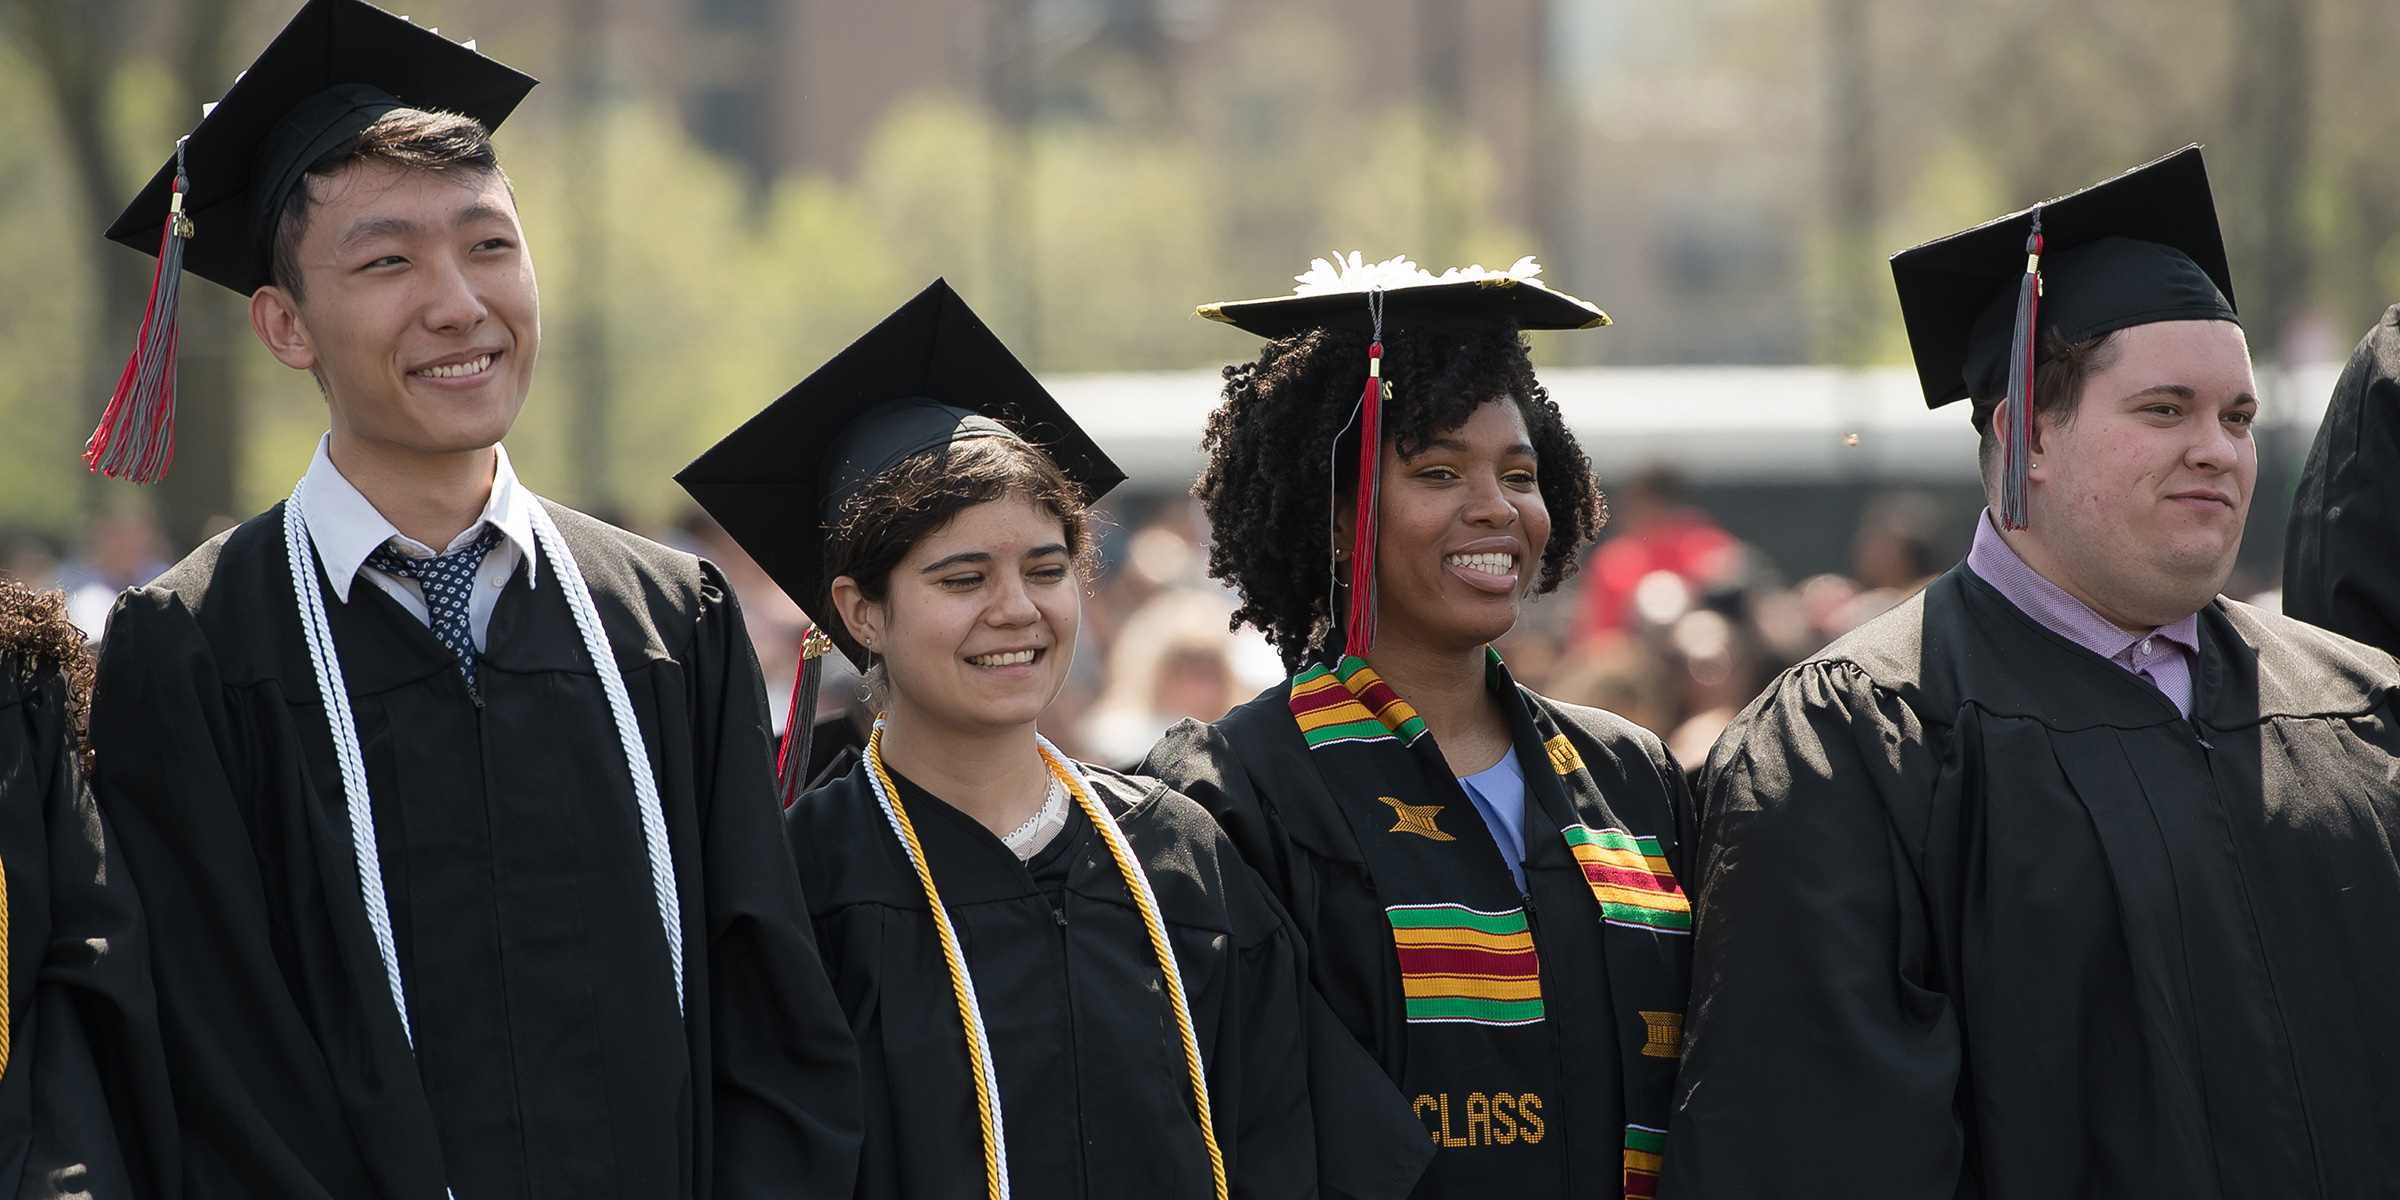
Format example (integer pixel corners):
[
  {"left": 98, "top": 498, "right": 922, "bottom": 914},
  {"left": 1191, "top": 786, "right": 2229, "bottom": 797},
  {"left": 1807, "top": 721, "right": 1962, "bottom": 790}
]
[{"left": 366, "top": 524, "right": 504, "bottom": 691}]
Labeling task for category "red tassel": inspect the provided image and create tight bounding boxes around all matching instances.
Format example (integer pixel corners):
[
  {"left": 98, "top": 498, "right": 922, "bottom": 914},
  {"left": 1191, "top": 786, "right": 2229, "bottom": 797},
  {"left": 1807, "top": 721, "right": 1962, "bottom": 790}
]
[
  {"left": 88, "top": 141, "right": 193, "bottom": 485},
  {"left": 1343, "top": 342, "right": 1384, "bottom": 659}
]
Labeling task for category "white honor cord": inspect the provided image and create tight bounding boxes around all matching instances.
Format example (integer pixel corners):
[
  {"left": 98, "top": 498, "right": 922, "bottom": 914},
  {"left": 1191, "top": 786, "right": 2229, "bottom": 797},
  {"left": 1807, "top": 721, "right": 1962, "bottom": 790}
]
[
  {"left": 860, "top": 717, "right": 1012, "bottom": 1199},
  {"left": 525, "top": 502, "right": 685, "bottom": 1014},
  {"left": 283, "top": 485, "right": 687, "bottom": 1066},
  {"left": 283, "top": 486, "right": 415, "bottom": 1043}
]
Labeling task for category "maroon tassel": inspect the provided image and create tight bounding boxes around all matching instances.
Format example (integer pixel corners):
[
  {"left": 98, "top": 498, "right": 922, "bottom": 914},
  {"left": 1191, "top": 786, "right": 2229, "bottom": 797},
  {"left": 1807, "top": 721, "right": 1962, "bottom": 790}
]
[
  {"left": 1342, "top": 341, "right": 1384, "bottom": 660},
  {"left": 1999, "top": 210, "right": 2044, "bottom": 531},
  {"left": 88, "top": 139, "right": 194, "bottom": 484},
  {"left": 774, "top": 625, "right": 836, "bottom": 808}
]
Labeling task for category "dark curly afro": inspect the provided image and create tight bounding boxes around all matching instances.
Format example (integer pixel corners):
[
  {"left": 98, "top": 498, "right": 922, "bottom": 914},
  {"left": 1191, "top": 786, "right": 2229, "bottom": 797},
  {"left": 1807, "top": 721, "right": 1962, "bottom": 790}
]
[{"left": 1195, "top": 324, "right": 1606, "bottom": 672}]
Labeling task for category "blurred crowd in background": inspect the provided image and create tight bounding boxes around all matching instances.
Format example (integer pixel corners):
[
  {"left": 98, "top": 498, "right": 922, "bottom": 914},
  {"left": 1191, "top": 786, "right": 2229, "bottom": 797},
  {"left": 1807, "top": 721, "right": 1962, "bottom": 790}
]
[{"left": 2, "top": 462, "right": 2136, "bottom": 777}]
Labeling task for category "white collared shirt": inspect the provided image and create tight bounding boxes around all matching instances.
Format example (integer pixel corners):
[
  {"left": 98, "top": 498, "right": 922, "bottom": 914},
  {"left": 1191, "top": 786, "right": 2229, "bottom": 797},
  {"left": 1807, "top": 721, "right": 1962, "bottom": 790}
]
[{"left": 296, "top": 434, "right": 542, "bottom": 652}]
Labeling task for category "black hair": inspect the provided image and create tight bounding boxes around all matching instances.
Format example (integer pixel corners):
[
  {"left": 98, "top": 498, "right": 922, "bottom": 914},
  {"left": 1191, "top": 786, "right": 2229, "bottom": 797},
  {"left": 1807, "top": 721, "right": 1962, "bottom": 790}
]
[
  {"left": 1195, "top": 324, "right": 1606, "bottom": 672},
  {"left": 268, "top": 107, "right": 506, "bottom": 302},
  {"left": 1970, "top": 328, "right": 2122, "bottom": 501}
]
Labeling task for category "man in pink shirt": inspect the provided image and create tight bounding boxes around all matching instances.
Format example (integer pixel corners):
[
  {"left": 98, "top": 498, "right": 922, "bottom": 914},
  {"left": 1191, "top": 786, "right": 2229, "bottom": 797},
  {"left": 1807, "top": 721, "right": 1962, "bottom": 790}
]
[{"left": 1662, "top": 147, "right": 2400, "bottom": 1199}]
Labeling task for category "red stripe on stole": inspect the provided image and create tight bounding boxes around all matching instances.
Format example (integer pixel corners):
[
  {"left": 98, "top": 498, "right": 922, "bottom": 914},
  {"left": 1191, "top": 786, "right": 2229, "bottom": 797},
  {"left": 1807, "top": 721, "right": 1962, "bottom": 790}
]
[
  {"left": 1394, "top": 944, "right": 1539, "bottom": 978},
  {"left": 1581, "top": 861, "right": 1677, "bottom": 894},
  {"left": 1289, "top": 686, "right": 1361, "bottom": 717},
  {"left": 1352, "top": 675, "right": 1409, "bottom": 714}
]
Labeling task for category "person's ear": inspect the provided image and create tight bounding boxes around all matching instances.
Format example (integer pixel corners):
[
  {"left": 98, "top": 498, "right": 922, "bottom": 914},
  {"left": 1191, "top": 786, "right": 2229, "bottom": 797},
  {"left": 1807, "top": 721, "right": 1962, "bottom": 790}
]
[
  {"left": 1328, "top": 498, "right": 1357, "bottom": 581},
  {"left": 2028, "top": 405, "right": 2062, "bottom": 474},
  {"left": 830, "top": 575, "right": 884, "bottom": 654},
  {"left": 249, "top": 285, "right": 319, "bottom": 372}
]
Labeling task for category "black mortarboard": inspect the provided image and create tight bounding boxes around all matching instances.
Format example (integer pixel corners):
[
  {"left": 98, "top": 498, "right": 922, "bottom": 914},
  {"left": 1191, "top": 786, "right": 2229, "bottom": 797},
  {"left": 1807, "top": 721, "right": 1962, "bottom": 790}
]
[
  {"left": 87, "top": 0, "right": 535, "bottom": 484},
  {"left": 1197, "top": 253, "right": 1608, "bottom": 661},
  {"left": 678, "top": 279, "right": 1123, "bottom": 803},
  {"left": 1889, "top": 145, "right": 2239, "bottom": 527}
]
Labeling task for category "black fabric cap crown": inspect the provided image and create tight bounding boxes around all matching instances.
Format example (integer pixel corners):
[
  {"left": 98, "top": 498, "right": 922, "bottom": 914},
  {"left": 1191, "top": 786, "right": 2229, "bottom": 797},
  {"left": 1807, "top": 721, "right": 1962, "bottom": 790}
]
[
  {"left": 1200, "top": 277, "right": 1609, "bottom": 339},
  {"left": 676, "top": 279, "right": 1125, "bottom": 668},
  {"left": 1890, "top": 145, "right": 2239, "bottom": 411},
  {"left": 105, "top": 0, "right": 536, "bottom": 295}
]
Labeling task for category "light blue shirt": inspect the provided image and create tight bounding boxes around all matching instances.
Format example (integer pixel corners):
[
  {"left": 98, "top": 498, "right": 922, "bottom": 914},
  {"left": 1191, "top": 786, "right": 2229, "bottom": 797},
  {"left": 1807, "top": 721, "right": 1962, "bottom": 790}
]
[{"left": 1459, "top": 750, "right": 1530, "bottom": 891}]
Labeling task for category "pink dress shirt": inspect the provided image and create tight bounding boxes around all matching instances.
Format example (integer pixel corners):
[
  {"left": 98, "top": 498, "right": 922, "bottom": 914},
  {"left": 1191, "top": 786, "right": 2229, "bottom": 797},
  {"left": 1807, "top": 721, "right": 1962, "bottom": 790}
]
[{"left": 1963, "top": 509, "right": 2201, "bottom": 717}]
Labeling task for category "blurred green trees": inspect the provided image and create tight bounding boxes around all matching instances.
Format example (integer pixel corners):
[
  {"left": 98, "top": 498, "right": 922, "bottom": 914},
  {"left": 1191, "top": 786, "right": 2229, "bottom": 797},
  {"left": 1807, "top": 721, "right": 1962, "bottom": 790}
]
[{"left": 4, "top": 0, "right": 2400, "bottom": 550}]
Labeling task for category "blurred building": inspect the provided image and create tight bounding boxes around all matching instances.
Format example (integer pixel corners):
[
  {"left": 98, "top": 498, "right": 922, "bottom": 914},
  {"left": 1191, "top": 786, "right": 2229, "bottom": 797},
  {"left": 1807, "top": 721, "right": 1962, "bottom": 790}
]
[{"left": 429, "top": 0, "right": 1817, "bottom": 366}]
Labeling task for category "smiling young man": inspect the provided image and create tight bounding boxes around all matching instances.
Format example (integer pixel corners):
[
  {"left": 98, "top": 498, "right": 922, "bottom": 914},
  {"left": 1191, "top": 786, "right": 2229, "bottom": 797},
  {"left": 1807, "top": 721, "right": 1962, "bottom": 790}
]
[
  {"left": 1662, "top": 148, "right": 2400, "bottom": 1198},
  {"left": 81, "top": 3, "right": 859, "bottom": 1195}
]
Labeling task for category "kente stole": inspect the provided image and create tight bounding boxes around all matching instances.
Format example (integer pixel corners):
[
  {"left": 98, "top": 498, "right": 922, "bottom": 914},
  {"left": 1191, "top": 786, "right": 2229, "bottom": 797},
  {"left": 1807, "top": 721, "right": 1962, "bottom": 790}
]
[{"left": 1289, "top": 651, "right": 1688, "bottom": 1200}]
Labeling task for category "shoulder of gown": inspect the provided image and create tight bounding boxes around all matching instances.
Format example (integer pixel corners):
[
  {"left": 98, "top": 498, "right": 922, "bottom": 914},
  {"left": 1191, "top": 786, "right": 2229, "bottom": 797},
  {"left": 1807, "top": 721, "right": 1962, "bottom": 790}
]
[
  {"left": 1522, "top": 687, "right": 1688, "bottom": 794},
  {"left": 103, "top": 507, "right": 281, "bottom": 685},
  {"left": 537, "top": 500, "right": 734, "bottom": 660},
  {"left": 1081, "top": 763, "right": 1290, "bottom": 947},
  {"left": 1143, "top": 683, "right": 1364, "bottom": 871},
  {"left": 2209, "top": 594, "right": 2399, "bottom": 720}
]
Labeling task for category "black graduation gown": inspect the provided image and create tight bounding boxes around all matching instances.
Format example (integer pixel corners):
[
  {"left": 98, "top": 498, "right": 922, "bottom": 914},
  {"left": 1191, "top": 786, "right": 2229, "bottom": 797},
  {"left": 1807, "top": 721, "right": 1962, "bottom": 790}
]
[
  {"left": 0, "top": 642, "right": 173, "bottom": 1199},
  {"left": 788, "top": 759, "right": 1397, "bottom": 1200},
  {"left": 1664, "top": 563, "right": 2400, "bottom": 1199},
  {"left": 1146, "top": 666, "right": 1694, "bottom": 1199},
  {"left": 87, "top": 501, "right": 862, "bottom": 1200},
  {"left": 2286, "top": 301, "right": 2400, "bottom": 655}
]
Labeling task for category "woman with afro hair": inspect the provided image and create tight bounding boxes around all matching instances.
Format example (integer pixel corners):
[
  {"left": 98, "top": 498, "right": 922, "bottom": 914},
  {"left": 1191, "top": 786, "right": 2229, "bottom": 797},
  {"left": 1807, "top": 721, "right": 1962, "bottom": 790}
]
[{"left": 1144, "top": 255, "right": 1697, "bottom": 1200}]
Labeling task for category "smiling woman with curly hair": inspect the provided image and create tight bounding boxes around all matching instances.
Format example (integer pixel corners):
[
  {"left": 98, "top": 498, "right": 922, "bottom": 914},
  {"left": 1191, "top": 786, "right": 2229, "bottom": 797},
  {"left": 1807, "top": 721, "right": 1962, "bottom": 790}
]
[
  {"left": 1196, "top": 322, "right": 1604, "bottom": 672},
  {"left": 1144, "top": 254, "right": 1698, "bottom": 1200}
]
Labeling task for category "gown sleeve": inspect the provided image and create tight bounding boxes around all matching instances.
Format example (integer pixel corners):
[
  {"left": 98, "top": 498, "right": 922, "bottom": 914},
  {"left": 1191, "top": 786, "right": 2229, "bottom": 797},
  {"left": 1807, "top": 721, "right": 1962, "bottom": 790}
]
[
  {"left": 1218, "top": 896, "right": 1313, "bottom": 1200},
  {"left": 1146, "top": 727, "right": 1433, "bottom": 1200},
  {"left": 2284, "top": 304, "right": 2400, "bottom": 656},
  {"left": 1, "top": 655, "right": 175, "bottom": 1200},
  {"left": 683, "top": 565, "right": 863, "bottom": 1198},
  {"left": 1659, "top": 661, "right": 1966, "bottom": 1200}
]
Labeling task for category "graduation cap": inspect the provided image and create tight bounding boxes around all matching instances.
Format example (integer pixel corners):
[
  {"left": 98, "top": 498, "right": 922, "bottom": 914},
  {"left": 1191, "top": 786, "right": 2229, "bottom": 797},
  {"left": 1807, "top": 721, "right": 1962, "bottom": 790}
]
[
  {"left": 1890, "top": 145, "right": 2238, "bottom": 529},
  {"left": 1197, "top": 253, "right": 1608, "bottom": 661},
  {"left": 88, "top": 0, "right": 536, "bottom": 484},
  {"left": 1200, "top": 252, "right": 1610, "bottom": 338},
  {"left": 677, "top": 279, "right": 1124, "bottom": 803}
]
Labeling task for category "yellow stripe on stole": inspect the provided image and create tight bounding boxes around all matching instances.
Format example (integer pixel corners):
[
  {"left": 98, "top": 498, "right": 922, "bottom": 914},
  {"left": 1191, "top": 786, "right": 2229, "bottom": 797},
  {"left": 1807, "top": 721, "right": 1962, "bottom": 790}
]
[
  {"left": 1400, "top": 974, "right": 1546, "bottom": 1001},
  {"left": 1294, "top": 702, "right": 1380, "bottom": 733},
  {"left": 1589, "top": 883, "right": 1690, "bottom": 910},
  {"left": 1390, "top": 927, "right": 1538, "bottom": 953}
]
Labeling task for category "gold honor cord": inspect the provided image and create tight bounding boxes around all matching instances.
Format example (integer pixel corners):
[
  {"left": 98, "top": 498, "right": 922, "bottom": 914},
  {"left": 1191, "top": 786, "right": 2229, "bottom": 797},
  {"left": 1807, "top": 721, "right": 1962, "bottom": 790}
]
[
  {"left": 0, "top": 855, "right": 9, "bottom": 1076},
  {"left": 862, "top": 722, "right": 1229, "bottom": 1200},
  {"left": 1036, "top": 734, "right": 1229, "bottom": 1200},
  {"left": 864, "top": 724, "right": 1011, "bottom": 1200}
]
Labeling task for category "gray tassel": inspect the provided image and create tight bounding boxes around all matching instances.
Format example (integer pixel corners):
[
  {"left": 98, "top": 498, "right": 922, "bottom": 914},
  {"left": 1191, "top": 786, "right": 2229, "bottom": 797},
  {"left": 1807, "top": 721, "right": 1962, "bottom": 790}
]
[{"left": 2000, "top": 210, "right": 2044, "bottom": 530}]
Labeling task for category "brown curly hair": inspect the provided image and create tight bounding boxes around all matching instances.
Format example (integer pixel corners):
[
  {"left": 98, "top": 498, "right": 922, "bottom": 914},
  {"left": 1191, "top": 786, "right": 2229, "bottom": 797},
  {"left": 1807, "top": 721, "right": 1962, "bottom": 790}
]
[
  {"left": 1195, "top": 324, "right": 1607, "bottom": 672},
  {"left": 0, "top": 578, "right": 95, "bottom": 749}
]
